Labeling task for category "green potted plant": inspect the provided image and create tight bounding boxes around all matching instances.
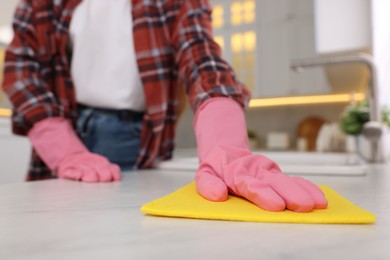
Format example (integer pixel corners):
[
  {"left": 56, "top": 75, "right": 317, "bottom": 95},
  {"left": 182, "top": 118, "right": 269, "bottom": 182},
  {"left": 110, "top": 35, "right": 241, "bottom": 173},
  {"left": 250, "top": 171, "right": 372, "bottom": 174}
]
[
  {"left": 340, "top": 100, "right": 370, "bottom": 136},
  {"left": 340, "top": 100, "right": 390, "bottom": 135},
  {"left": 340, "top": 100, "right": 390, "bottom": 159}
]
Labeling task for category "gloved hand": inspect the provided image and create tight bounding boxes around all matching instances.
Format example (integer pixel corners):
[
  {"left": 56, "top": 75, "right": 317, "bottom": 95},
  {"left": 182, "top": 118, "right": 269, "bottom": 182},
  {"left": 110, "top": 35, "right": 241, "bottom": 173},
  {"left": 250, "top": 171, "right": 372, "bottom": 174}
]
[
  {"left": 193, "top": 98, "right": 328, "bottom": 212},
  {"left": 28, "top": 117, "right": 121, "bottom": 182}
]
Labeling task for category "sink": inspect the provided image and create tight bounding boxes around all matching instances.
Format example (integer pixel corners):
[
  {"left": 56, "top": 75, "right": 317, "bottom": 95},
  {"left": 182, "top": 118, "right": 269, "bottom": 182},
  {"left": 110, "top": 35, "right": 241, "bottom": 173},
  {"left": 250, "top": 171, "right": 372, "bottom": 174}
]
[{"left": 158, "top": 151, "right": 368, "bottom": 176}]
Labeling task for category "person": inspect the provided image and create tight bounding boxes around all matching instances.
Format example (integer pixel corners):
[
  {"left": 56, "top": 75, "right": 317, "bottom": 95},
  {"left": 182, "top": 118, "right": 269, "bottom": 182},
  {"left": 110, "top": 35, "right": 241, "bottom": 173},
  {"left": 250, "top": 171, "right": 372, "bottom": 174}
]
[{"left": 2, "top": 0, "right": 327, "bottom": 212}]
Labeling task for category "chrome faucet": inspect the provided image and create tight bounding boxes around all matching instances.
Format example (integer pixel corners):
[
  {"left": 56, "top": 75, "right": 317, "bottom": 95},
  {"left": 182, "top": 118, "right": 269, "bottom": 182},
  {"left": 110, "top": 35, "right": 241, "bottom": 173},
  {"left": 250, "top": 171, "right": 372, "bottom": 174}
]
[{"left": 290, "top": 53, "right": 383, "bottom": 163}]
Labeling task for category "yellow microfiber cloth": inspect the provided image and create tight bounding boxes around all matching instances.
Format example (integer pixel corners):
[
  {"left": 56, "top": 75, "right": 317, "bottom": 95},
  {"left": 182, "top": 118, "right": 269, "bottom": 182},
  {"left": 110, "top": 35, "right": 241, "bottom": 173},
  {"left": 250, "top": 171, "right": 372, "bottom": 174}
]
[{"left": 141, "top": 182, "right": 376, "bottom": 224}]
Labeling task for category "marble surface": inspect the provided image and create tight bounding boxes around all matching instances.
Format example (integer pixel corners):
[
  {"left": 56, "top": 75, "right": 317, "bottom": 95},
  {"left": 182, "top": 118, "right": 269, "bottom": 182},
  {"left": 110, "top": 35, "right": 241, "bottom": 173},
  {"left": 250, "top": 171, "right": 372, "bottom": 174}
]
[{"left": 1, "top": 163, "right": 390, "bottom": 260}]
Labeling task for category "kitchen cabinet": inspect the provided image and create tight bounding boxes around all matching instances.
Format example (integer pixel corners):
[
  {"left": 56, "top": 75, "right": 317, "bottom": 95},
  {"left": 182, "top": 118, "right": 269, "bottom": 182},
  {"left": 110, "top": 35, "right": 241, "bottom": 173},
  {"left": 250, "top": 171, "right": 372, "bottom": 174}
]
[
  {"left": 211, "top": 0, "right": 329, "bottom": 98},
  {"left": 257, "top": 0, "right": 329, "bottom": 97}
]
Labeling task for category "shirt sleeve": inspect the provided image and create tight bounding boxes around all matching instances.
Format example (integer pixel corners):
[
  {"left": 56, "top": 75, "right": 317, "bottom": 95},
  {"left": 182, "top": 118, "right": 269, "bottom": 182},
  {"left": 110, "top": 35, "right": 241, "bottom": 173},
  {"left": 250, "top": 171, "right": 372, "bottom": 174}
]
[
  {"left": 1, "top": 0, "right": 65, "bottom": 136},
  {"left": 172, "top": 0, "right": 251, "bottom": 111}
]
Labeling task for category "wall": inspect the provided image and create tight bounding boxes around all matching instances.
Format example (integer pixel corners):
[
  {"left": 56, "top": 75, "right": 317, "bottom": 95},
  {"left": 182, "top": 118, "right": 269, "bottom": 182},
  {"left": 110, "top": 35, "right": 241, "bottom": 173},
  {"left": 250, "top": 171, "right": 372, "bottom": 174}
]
[
  {"left": 0, "top": 0, "right": 18, "bottom": 46},
  {"left": 0, "top": 0, "right": 18, "bottom": 27}
]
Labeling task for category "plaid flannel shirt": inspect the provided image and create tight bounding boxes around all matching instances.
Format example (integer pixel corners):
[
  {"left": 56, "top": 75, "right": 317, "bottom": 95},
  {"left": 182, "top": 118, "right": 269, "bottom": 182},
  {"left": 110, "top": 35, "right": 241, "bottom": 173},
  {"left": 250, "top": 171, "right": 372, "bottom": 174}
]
[{"left": 2, "top": 0, "right": 250, "bottom": 181}]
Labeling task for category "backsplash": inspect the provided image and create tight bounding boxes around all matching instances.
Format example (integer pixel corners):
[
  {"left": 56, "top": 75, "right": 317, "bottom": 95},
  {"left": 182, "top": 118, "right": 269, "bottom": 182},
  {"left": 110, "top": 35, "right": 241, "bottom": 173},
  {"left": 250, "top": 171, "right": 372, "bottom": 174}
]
[{"left": 175, "top": 103, "right": 346, "bottom": 151}]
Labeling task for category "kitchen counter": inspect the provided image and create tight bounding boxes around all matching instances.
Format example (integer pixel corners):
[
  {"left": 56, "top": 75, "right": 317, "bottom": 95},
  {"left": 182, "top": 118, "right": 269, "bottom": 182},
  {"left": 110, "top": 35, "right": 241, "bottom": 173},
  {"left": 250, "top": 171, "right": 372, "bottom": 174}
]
[{"left": 1, "top": 163, "right": 390, "bottom": 260}]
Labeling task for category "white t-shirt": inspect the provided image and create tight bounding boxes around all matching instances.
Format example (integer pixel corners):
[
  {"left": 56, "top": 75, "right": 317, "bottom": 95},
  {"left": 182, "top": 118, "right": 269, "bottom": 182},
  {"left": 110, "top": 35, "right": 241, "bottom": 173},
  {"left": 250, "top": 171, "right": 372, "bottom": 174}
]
[{"left": 69, "top": 0, "right": 145, "bottom": 111}]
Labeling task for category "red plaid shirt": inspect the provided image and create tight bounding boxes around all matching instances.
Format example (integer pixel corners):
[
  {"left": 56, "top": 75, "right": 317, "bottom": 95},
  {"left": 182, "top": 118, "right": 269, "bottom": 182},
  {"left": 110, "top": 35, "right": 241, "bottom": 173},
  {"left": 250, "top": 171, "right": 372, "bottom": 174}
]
[{"left": 2, "top": 0, "right": 250, "bottom": 181}]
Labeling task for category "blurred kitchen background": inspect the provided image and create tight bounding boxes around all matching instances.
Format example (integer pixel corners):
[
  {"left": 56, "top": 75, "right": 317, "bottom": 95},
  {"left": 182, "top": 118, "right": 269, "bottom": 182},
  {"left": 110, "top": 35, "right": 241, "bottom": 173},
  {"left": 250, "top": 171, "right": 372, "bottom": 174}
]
[
  {"left": 1, "top": 0, "right": 390, "bottom": 183},
  {"left": 175, "top": 0, "right": 390, "bottom": 155}
]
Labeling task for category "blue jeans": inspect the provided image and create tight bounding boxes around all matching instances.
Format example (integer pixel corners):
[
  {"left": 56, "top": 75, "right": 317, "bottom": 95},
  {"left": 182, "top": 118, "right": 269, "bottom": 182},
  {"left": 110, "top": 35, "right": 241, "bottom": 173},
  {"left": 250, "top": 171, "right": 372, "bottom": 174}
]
[{"left": 76, "top": 104, "right": 143, "bottom": 171}]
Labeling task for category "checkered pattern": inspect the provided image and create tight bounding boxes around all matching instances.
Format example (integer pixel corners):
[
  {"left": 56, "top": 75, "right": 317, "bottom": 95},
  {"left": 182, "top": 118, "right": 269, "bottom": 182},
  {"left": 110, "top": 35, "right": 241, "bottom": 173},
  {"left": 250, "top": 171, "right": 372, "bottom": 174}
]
[{"left": 2, "top": 0, "right": 250, "bottom": 181}]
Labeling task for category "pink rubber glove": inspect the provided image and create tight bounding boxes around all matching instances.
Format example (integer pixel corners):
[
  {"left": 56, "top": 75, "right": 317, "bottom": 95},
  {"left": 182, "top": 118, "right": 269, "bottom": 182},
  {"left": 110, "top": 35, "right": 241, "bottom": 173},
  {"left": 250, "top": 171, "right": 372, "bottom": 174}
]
[
  {"left": 28, "top": 117, "right": 121, "bottom": 182},
  {"left": 194, "top": 98, "right": 328, "bottom": 212}
]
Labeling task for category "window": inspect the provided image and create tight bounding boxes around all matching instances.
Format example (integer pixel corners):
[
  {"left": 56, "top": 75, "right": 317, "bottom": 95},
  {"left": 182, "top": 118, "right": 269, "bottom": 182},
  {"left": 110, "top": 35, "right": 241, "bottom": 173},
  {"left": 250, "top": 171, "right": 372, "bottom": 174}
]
[
  {"left": 213, "top": 35, "right": 225, "bottom": 50},
  {"left": 212, "top": 5, "right": 224, "bottom": 29},
  {"left": 231, "top": 0, "right": 256, "bottom": 26},
  {"left": 211, "top": 0, "right": 257, "bottom": 92},
  {"left": 231, "top": 31, "right": 256, "bottom": 92}
]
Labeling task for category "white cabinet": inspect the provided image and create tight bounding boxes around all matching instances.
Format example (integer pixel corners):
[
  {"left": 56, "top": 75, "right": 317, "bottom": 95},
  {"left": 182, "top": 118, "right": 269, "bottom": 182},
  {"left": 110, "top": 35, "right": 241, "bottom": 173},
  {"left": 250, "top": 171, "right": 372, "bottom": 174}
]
[
  {"left": 211, "top": 0, "right": 329, "bottom": 98},
  {"left": 256, "top": 0, "right": 329, "bottom": 97},
  {"left": 0, "top": 117, "right": 30, "bottom": 184},
  {"left": 314, "top": 0, "right": 371, "bottom": 54}
]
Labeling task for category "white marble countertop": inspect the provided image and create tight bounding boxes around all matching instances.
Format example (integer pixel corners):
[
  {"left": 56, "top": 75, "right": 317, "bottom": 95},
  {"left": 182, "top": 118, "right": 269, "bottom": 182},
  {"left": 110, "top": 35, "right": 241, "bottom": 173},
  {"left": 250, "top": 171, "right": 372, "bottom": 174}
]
[{"left": 1, "top": 163, "right": 390, "bottom": 260}]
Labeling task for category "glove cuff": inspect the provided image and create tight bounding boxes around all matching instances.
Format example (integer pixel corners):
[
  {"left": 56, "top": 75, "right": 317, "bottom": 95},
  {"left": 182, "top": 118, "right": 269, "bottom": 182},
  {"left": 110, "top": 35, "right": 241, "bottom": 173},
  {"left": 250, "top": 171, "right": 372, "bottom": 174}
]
[
  {"left": 28, "top": 117, "right": 88, "bottom": 170},
  {"left": 193, "top": 97, "right": 249, "bottom": 161}
]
